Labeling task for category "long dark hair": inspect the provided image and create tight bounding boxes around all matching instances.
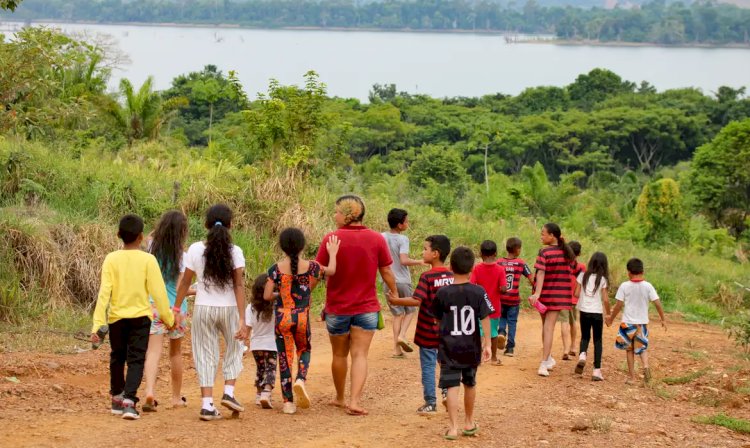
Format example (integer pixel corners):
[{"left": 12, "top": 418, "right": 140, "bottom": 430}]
[
  {"left": 251, "top": 273, "right": 273, "bottom": 322},
  {"left": 543, "top": 222, "right": 575, "bottom": 262},
  {"left": 149, "top": 210, "right": 188, "bottom": 283},
  {"left": 582, "top": 252, "right": 609, "bottom": 295},
  {"left": 203, "top": 204, "right": 234, "bottom": 290},
  {"left": 279, "top": 227, "right": 305, "bottom": 282}
]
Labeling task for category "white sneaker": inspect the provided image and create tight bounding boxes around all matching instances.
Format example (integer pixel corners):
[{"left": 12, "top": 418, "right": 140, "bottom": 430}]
[
  {"left": 538, "top": 363, "right": 550, "bottom": 377},
  {"left": 260, "top": 391, "right": 273, "bottom": 409},
  {"left": 293, "top": 379, "right": 311, "bottom": 409},
  {"left": 283, "top": 402, "right": 297, "bottom": 414},
  {"left": 545, "top": 356, "right": 556, "bottom": 370}
]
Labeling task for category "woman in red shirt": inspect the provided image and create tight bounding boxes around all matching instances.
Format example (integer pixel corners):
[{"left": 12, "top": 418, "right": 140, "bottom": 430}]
[
  {"left": 529, "top": 223, "right": 575, "bottom": 378},
  {"left": 316, "top": 195, "right": 398, "bottom": 416}
]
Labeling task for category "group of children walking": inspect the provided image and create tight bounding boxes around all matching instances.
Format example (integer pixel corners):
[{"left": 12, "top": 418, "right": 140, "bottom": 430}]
[{"left": 91, "top": 203, "right": 667, "bottom": 438}]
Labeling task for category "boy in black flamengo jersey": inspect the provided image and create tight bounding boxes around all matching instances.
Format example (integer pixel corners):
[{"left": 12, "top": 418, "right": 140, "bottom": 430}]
[{"left": 433, "top": 246, "right": 493, "bottom": 440}]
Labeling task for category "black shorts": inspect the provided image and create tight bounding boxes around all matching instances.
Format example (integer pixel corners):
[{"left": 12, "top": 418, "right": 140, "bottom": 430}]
[{"left": 438, "top": 364, "right": 478, "bottom": 389}]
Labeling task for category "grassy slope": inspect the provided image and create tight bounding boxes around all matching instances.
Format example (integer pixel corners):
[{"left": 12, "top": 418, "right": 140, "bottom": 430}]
[{"left": 0, "top": 138, "right": 747, "bottom": 346}]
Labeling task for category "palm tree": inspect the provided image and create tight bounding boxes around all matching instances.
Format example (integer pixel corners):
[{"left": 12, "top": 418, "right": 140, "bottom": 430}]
[{"left": 105, "top": 77, "right": 167, "bottom": 146}]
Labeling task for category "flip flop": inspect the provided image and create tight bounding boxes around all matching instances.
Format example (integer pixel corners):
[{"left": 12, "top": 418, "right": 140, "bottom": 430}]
[
  {"left": 391, "top": 353, "right": 405, "bottom": 359},
  {"left": 462, "top": 423, "right": 479, "bottom": 436},
  {"left": 398, "top": 340, "right": 414, "bottom": 353},
  {"left": 444, "top": 430, "right": 458, "bottom": 441},
  {"left": 346, "top": 407, "right": 369, "bottom": 416},
  {"left": 491, "top": 359, "right": 503, "bottom": 366},
  {"left": 142, "top": 397, "right": 158, "bottom": 412},
  {"left": 171, "top": 397, "right": 188, "bottom": 408}
]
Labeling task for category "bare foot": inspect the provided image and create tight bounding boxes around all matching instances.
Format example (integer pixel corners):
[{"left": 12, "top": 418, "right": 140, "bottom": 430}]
[
  {"left": 346, "top": 405, "right": 369, "bottom": 416},
  {"left": 328, "top": 399, "right": 346, "bottom": 408}
]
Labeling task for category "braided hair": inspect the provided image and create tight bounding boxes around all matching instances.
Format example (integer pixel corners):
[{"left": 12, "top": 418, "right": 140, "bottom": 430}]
[{"left": 279, "top": 227, "right": 305, "bottom": 284}]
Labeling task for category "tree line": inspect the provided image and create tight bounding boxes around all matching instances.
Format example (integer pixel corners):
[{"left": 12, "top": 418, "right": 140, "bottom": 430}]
[
  {"left": 1, "top": 27, "right": 749, "bottom": 247},
  {"left": 5, "top": 0, "right": 750, "bottom": 45}
]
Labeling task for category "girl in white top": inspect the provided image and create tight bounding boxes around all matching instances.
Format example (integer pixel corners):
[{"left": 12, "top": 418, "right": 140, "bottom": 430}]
[
  {"left": 175, "top": 204, "right": 248, "bottom": 421},
  {"left": 246, "top": 273, "right": 278, "bottom": 409},
  {"left": 573, "top": 252, "right": 611, "bottom": 381}
]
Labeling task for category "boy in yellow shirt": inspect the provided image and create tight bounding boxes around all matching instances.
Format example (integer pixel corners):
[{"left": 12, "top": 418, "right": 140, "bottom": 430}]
[{"left": 91, "top": 214, "right": 174, "bottom": 420}]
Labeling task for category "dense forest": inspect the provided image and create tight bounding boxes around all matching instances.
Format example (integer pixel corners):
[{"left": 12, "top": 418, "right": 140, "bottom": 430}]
[
  {"left": 4, "top": 0, "right": 750, "bottom": 45},
  {"left": 0, "top": 25, "right": 749, "bottom": 334}
]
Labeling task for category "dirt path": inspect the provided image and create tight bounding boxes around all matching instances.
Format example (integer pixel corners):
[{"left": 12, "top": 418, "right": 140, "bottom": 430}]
[{"left": 1, "top": 311, "right": 749, "bottom": 447}]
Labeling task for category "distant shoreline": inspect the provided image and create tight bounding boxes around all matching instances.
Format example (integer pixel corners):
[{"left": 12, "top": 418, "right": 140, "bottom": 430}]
[{"left": 2, "top": 19, "right": 750, "bottom": 49}]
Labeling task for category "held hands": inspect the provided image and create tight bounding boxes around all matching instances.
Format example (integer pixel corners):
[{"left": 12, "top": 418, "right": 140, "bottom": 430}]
[
  {"left": 386, "top": 289, "right": 399, "bottom": 305},
  {"left": 326, "top": 235, "right": 341, "bottom": 257},
  {"left": 235, "top": 323, "right": 249, "bottom": 341},
  {"left": 605, "top": 315, "right": 614, "bottom": 327}
]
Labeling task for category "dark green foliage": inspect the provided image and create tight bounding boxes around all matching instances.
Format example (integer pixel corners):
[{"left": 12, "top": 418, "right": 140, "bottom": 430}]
[
  {"left": 162, "top": 65, "right": 247, "bottom": 146},
  {"left": 10, "top": 0, "right": 750, "bottom": 45},
  {"left": 690, "top": 119, "right": 750, "bottom": 238}
]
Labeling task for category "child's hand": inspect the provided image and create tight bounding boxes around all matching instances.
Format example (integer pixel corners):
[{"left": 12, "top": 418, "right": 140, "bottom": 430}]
[
  {"left": 661, "top": 320, "right": 667, "bottom": 332},
  {"left": 605, "top": 315, "right": 613, "bottom": 327},
  {"left": 90, "top": 333, "right": 100, "bottom": 344},
  {"left": 482, "top": 345, "right": 491, "bottom": 363},
  {"left": 387, "top": 289, "right": 399, "bottom": 304},
  {"left": 326, "top": 235, "right": 341, "bottom": 256},
  {"left": 235, "top": 324, "right": 248, "bottom": 341}
]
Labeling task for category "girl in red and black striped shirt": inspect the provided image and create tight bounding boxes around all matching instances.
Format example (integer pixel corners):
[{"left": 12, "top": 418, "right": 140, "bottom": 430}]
[{"left": 529, "top": 223, "right": 575, "bottom": 377}]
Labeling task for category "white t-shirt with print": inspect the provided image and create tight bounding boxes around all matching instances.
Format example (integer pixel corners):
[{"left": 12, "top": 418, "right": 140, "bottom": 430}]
[
  {"left": 615, "top": 280, "right": 659, "bottom": 325},
  {"left": 576, "top": 272, "right": 608, "bottom": 314},
  {"left": 245, "top": 305, "right": 277, "bottom": 352},
  {"left": 185, "top": 241, "right": 245, "bottom": 307}
]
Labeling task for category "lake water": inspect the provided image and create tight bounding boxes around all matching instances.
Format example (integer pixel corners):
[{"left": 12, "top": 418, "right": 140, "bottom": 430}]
[{"left": 5, "top": 21, "right": 750, "bottom": 100}]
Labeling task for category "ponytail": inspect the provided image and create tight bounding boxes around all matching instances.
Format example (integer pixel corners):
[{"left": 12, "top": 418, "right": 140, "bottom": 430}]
[
  {"left": 558, "top": 236, "right": 576, "bottom": 262},
  {"left": 279, "top": 227, "right": 306, "bottom": 283},
  {"left": 203, "top": 204, "right": 235, "bottom": 290},
  {"left": 544, "top": 222, "right": 575, "bottom": 262}
]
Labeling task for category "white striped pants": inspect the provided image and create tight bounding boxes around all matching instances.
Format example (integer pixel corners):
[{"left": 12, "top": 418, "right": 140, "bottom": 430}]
[{"left": 192, "top": 305, "right": 244, "bottom": 387}]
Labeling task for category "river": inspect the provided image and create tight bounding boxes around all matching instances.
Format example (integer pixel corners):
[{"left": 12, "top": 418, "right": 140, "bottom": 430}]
[{"left": 4, "top": 21, "right": 750, "bottom": 99}]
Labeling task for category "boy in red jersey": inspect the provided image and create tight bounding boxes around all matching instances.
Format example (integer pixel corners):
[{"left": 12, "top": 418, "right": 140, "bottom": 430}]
[
  {"left": 388, "top": 235, "right": 453, "bottom": 414},
  {"left": 497, "top": 237, "right": 534, "bottom": 357},
  {"left": 469, "top": 240, "right": 507, "bottom": 365}
]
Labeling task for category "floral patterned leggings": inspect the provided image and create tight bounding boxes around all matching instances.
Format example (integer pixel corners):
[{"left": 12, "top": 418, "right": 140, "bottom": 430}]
[
  {"left": 252, "top": 350, "right": 277, "bottom": 392},
  {"left": 276, "top": 307, "right": 311, "bottom": 403}
]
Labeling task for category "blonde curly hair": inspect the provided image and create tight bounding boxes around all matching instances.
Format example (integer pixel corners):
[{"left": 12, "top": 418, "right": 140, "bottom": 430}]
[{"left": 335, "top": 194, "right": 366, "bottom": 225}]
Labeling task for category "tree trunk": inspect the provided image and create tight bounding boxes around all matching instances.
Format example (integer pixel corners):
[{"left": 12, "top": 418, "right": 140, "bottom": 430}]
[
  {"left": 484, "top": 145, "right": 490, "bottom": 194},
  {"left": 208, "top": 103, "right": 214, "bottom": 145}
]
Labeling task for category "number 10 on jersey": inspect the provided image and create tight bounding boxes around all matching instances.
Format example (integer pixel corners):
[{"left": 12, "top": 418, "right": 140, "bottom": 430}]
[{"left": 450, "top": 305, "right": 476, "bottom": 336}]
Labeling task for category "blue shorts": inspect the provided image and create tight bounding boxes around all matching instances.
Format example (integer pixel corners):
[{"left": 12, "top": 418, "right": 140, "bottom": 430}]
[{"left": 325, "top": 312, "right": 379, "bottom": 335}]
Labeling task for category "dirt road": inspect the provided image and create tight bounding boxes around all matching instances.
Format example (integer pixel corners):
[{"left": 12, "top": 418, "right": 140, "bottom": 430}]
[{"left": 1, "top": 312, "right": 749, "bottom": 447}]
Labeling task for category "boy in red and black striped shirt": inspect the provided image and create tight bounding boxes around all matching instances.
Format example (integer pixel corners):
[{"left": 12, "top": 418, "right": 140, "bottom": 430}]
[
  {"left": 388, "top": 235, "right": 453, "bottom": 414},
  {"left": 497, "top": 237, "right": 534, "bottom": 357}
]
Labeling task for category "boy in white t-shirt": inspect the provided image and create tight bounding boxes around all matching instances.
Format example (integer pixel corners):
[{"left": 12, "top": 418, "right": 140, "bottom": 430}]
[{"left": 606, "top": 258, "right": 667, "bottom": 385}]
